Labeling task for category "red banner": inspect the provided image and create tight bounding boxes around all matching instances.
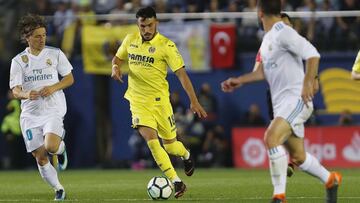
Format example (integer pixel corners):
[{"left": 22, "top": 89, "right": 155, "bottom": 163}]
[
  {"left": 210, "top": 23, "right": 236, "bottom": 69},
  {"left": 232, "top": 127, "right": 360, "bottom": 168}
]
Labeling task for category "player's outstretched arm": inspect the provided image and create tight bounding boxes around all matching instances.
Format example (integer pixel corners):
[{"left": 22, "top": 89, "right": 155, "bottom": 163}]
[
  {"left": 221, "top": 63, "right": 265, "bottom": 93},
  {"left": 174, "top": 67, "right": 207, "bottom": 118},
  {"left": 39, "top": 73, "right": 74, "bottom": 97},
  {"left": 111, "top": 56, "right": 124, "bottom": 83}
]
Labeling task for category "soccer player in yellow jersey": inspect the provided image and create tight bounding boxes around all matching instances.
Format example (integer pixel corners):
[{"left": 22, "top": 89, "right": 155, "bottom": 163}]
[
  {"left": 111, "top": 6, "right": 207, "bottom": 198},
  {"left": 351, "top": 50, "right": 360, "bottom": 80}
]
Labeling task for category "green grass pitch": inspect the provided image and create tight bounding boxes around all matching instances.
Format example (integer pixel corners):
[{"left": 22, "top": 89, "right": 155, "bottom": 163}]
[{"left": 0, "top": 168, "right": 359, "bottom": 202}]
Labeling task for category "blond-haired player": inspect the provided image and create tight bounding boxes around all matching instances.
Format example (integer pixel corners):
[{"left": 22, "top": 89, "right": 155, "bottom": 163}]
[{"left": 10, "top": 14, "right": 73, "bottom": 201}]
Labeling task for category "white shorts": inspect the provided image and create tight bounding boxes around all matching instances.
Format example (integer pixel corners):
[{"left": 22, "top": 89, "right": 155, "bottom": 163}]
[
  {"left": 20, "top": 116, "right": 65, "bottom": 152},
  {"left": 274, "top": 98, "right": 313, "bottom": 138}
]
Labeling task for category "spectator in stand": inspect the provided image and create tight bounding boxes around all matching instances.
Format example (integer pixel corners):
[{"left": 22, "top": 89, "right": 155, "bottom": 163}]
[
  {"left": 238, "top": 0, "right": 261, "bottom": 51},
  {"left": 338, "top": 110, "right": 354, "bottom": 126},
  {"left": 281, "top": 0, "right": 293, "bottom": 11},
  {"left": 53, "top": 2, "right": 75, "bottom": 45},
  {"left": 198, "top": 83, "right": 218, "bottom": 124},
  {"left": 109, "top": 0, "right": 129, "bottom": 25},
  {"left": 93, "top": 0, "right": 117, "bottom": 14},
  {"left": 242, "top": 103, "right": 266, "bottom": 126},
  {"left": 1, "top": 90, "right": 27, "bottom": 169},
  {"left": 335, "top": 0, "right": 360, "bottom": 49},
  {"left": 296, "top": 0, "right": 317, "bottom": 42},
  {"left": 154, "top": 0, "right": 168, "bottom": 13},
  {"left": 316, "top": 0, "right": 336, "bottom": 50},
  {"left": 198, "top": 125, "right": 228, "bottom": 167}
]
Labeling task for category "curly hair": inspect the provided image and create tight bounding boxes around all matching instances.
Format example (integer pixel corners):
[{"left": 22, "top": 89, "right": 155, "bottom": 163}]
[{"left": 18, "top": 14, "right": 46, "bottom": 42}]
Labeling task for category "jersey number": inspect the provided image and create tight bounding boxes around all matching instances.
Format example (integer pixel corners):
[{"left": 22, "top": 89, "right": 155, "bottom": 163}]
[
  {"left": 168, "top": 115, "right": 176, "bottom": 127},
  {"left": 26, "top": 129, "right": 33, "bottom": 141}
]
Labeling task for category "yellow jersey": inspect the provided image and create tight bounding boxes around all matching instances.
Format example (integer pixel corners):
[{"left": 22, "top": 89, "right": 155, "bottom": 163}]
[
  {"left": 353, "top": 50, "right": 360, "bottom": 73},
  {"left": 116, "top": 32, "right": 184, "bottom": 103}
]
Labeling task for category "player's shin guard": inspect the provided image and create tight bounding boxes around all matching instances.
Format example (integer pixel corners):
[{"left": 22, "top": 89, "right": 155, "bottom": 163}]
[
  {"left": 299, "top": 152, "right": 330, "bottom": 183},
  {"left": 268, "top": 145, "right": 288, "bottom": 196},
  {"left": 38, "top": 162, "right": 63, "bottom": 191},
  {"left": 147, "top": 139, "right": 178, "bottom": 181},
  {"left": 163, "top": 141, "right": 190, "bottom": 160}
]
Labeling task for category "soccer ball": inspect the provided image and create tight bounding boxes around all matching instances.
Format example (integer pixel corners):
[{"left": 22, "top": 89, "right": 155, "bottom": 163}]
[{"left": 147, "top": 176, "right": 173, "bottom": 200}]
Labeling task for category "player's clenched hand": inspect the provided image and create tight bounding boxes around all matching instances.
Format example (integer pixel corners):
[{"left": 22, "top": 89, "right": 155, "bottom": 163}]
[
  {"left": 301, "top": 78, "right": 315, "bottom": 107},
  {"left": 39, "top": 86, "right": 56, "bottom": 97},
  {"left": 221, "top": 77, "right": 242, "bottom": 92},
  {"left": 111, "top": 64, "right": 123, "bottom": 83},
  {"left": 27, "top": 90, "right": 40, "bottom": 100},
  {"left": 190, "top": 101, "right": 207, "bottom": 118}
]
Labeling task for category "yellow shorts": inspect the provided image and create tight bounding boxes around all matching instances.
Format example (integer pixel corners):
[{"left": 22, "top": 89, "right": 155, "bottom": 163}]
[{"left": 129, "top": 98, "right": 177, "bottom": 140}]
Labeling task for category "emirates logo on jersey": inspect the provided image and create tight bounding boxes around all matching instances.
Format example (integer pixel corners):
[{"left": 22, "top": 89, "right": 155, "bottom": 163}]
[
  {"left": 46, "top": 59, "right": 52, "bottom": 66},
  {"left": 148, "top": 47, "right": 156, "bottom": 53}
]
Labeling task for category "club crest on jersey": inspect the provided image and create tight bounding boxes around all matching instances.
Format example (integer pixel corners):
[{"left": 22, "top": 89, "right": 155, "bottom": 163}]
[
  {"left": 148, "top": 47, "right": 156, "bottom": 53},
  {"left": 21, "top": 55, "right": 29, "bottom": 64},
  {"left": 133, "top": 117, "right": 140, "bottom": 125},
  {"left": 46, "top": 59, "right": 52, "bottom": 66}
]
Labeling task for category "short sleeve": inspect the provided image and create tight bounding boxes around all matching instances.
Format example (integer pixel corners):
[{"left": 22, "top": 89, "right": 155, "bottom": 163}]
[
  {"left": 9, "top": 59, "right": 23, "bottom": 89},
  {"left": 164, "top": 40, "right": 185, "bottom": 72},
  {"left": 115, "top": 34, "right": 130, "bottom": 60},
  {"left": 352, "top": 51, "right": 360, "bottom": 73},
  {"left": 57, "top": 49, "right": 73, "bottom": 76},
  {"left": 278, "top": 27, "right": 320, "bottom": 60}
]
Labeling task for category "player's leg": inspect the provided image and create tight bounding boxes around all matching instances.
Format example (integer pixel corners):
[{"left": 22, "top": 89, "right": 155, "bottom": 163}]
[
  {"left": 267, "top": 89, "right": 294, "bottom": 178},
  {"left": 32, "top": 146, "right": 65, "bottom": 201},
  {"left": 162, "top": 138, "right": 193, "bottom": 176},
  {"left": 264, "top": 117, "right": 292, "bottom": 202},
  {"left": 20, "top": 119, "right": 65, "bottom": 200},
  {"left": 157, "top": 102, "right": 193, "bottom": 176},
  {"left": 285, "top": 134, "right": 342, "bottom": 203},
  {"left": 43, "top": 117, "right": 67, "bottom": 170},
  {"left": 139, "top": 126, "right": 186, "bottom": 198}
]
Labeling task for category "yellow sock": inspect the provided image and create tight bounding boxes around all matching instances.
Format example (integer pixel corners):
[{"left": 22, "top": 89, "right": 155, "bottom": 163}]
[
  {"left": 164, "top": 141, "right": 190, "bottom": 160},
  {"left": 147, "top": 139, "right": 178, "bottom": 181}
]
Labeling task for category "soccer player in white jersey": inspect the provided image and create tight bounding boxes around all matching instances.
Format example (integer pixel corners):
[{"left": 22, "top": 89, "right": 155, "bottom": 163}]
[
  {"left": 9, "top": 14, "right": 74, "bottom": 201},
  {"left": 221, "top": 1, "right": 341, "bottom": 202}
]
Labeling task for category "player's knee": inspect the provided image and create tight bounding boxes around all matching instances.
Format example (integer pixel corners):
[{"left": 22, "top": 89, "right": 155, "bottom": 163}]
[
  {"left": 44, "top": 142, "right": 58, "bottom": 154},
  {"left": 290, "top": 153, "right": 306, "bottom": 166},
  {"left": 34, "top": 154, "right": 49, "bottom": 166},
  {"left": 264, "top": 129, "right": 279, "bottom": 148}
]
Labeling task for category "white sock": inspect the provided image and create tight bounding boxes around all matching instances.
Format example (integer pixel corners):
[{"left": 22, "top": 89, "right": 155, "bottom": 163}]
[
  {"left": 299, "top": 152, "right": 330, "bottom": 183},
  {"left": 183, "top": 151, "right": 190, "bottom": 160},
  {"left": 172, "top": 176, "right": 181, "bottom": 183},
  {"left": 268, "top": 146, "right": 288, "bottom": 195},
  {"left": 38, "top": 162, "right": 63, "bottom": 191},
  {"left": 55, "top": 141, "right": 65, "bottom": 155}
]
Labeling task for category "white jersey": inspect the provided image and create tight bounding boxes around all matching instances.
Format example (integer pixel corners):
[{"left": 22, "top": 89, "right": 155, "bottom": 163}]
[
  {"left": 9, "top": 46, "right": 73, "bottom": 125},
  {"left": 260, "top": 21, "right": 320, "bottom": 110}
]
